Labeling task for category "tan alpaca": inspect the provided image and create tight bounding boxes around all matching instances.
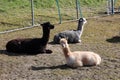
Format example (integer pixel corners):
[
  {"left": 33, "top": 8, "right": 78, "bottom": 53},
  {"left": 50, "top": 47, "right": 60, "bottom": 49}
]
[{"left": 60, "top": 38, "right": 101, "bottom": 68}]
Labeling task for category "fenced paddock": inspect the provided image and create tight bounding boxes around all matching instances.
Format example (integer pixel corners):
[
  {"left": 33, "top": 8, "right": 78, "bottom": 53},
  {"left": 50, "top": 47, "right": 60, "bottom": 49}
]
[
  {"left": 0, "top": 1, "right": 120, "bottom": 80},
  {"left": 0, "top": 12, "right": 120, "bottom": 80},
  {"left": 0, "top": 0, "right": 110, "bottom": 34}
]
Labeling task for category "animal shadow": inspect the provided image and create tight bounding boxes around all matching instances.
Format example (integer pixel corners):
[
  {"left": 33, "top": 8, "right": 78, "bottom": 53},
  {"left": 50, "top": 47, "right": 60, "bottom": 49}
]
[
  {"left": 0, "top": 50, "right": 27, "bottom": 56},
  {"left": 30, "top": 64, "right": 94, "bottom": 71},
  {"left": 106, "top": 36, "right": 120, "bottom": 43},
  {"left": 0, "top": 50, "right": 47, "bottom": 56},
  {"left": 30, "top": 64, "right": 76, "bottom": 70}
]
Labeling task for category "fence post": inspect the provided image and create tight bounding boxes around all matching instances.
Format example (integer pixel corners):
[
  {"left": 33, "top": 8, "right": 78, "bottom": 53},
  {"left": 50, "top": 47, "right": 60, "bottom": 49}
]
[
  {"left": 107, "top": 0, "right": 114, "bottom": 15},
  {"left": 31, "top": 0, "right": 34, "bottom": 26},
  {"left": 76, "top": 0, "right": 79, "bottom": 19},
  {"left": 77, "top": 0, "right": 83, "bottom": 18},
  {"left": 107, "top": 0, "right": 110, "bottom": 15},
  {"left": 111, "top": 0, "right": 114, "bottom": 14},
  {"left": 56, "top": 0, "right": 62, "bottom": 24}
]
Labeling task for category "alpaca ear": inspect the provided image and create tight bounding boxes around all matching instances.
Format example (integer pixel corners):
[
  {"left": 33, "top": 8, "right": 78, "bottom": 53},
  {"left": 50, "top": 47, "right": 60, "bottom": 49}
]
[
  {"left": 83, "top": 18, "right": 87, "bottom": 23},
  {"left": 79, "top": 18, "right": 83, "bottom": 22},
  {"left": 47, "top": 22, "right": 50, "bottom": 24},
  {"left": 41, "top": 22, "right": 50, "bottom": 26}
]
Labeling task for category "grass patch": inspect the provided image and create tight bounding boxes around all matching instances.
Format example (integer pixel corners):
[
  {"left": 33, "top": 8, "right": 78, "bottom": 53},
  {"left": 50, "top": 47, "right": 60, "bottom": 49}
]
[{"left": 0, "top": 0, "right": 108, "bottom": 32}]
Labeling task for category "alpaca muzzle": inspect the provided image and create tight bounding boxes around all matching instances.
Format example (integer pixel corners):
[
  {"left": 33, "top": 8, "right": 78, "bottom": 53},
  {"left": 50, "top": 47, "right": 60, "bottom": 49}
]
[{"left": 61, "top": 43, "right": 66, "bottom": 48}]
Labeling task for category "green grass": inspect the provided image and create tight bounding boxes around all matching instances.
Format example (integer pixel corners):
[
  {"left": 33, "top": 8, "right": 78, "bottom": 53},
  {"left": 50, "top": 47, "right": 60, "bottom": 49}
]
[
  {"left": 0, "top": 0, "right": 120, "bottom": 32},
  {"left": 81, "top": 0, "right": 105, "bottom": 6},
  {"left": 0, "top": 0, "right": 107, "bottom": 32},
  {"left": 0, "top": 0, "right": 106, "bottom": 9}
]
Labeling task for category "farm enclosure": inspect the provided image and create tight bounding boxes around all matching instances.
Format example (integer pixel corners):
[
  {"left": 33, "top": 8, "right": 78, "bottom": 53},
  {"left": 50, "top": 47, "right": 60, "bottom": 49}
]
[
  {"left": 0, "top": 14, "right": 120, "bottom": 80},
  {"left": 0, "top": 0, "right": 120, "bottom": 80}
]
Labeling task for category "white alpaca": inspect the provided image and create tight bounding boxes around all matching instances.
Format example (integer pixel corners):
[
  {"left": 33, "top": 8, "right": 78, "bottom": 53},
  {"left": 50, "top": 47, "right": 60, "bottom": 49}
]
[{"left": 60, "top": 38, "right": 101, "bottom": 68}]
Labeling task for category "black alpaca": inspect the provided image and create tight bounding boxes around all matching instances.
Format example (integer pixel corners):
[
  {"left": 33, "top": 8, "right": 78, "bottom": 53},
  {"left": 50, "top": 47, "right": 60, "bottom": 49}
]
[{"left": 6, "top": 22, "right": 54, "bottom": 54}]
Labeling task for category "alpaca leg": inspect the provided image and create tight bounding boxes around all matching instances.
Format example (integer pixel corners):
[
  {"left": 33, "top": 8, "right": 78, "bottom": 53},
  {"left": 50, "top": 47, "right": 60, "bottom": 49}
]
[
  {"left": 37, "top": 46, "right": 46, "bottom": 53},
  {"left": 70, "top": 60, "right": 83, "bottom": 68},
  {"left": 37, "top": 49, "right": 52, "bottom": 54},
  {"left": 76, "top": 60, "right": 83, "bottom": 67},
  {"left": 45, "top": 49, "right": 52, "bottom": 54},
  {"left": 78, "top": 39, "right": 81, "bottom": 43},
  {"left": 39, "top": 49, "right": 46, "bottom": 53}
]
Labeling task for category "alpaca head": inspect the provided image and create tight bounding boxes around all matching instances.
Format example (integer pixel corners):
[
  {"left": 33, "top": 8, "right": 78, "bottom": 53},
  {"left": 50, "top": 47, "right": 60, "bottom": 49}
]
[
  {"left": 41, "top": 22, "right": 54, "bottom": 29},
  {"left": 77, "top": 18, "right": 87, "bottom": 30},
  {"left": 60, "top": 38, "right": 69, "bottom": 48},
  {"left": 79, "top": 18, "right": 87, "bottom": 24}
]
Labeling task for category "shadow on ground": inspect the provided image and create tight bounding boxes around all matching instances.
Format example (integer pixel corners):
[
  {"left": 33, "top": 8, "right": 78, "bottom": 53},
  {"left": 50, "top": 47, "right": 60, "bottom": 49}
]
[
  {"left": 0, "top": 50, "right": 25, "bottom": 56},
  {"left": 30, "top": 64, "right": 76, "bottom": 70},
  {"left": 106, "top": 36, "right": 120, "bottom": 43},
  {"left": 0, "top": 50, "right": 46, "bottom": 56},
  {"left": 30, "top": 64, "right": 94, "bottom": 71}
]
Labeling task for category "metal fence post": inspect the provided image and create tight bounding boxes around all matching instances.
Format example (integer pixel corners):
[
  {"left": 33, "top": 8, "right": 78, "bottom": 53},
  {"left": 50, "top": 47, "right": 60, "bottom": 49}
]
[
  {"left": 111, "top": 0, "right": 114, "bottom": 14},
  {"left": 56, "top": 0, "right": 62, "bottom": 24},
  {"left": 31, "top": 0, "right": 34, "bottom": 26},
  {"left": 76, "top": 0, "right": 79, "bottom": 19},
  {"left": 107, "top": 0, "right": 110, "bottom": 15},
  {"left": 107, "top": 0, "right": 114, "bottom": 15},
  {"left": 78, "top": 0, "right": 83, "bottom": 18}
]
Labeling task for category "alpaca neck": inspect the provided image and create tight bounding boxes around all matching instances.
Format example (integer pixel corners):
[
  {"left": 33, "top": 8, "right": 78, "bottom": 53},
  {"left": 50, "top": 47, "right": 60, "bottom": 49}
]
[
  {"left": 77, "top": 22, "right": 84, "bottom": 30},
  {"left": 42, "top": 27, "right": 50, "bottom": 42},
  {"left": 62, "top": 45, "right": 71, "bottom": 58}
]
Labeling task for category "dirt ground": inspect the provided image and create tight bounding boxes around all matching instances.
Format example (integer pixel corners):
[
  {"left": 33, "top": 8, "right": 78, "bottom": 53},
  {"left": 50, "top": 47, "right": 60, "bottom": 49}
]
[{"left": 0, "top": 14, "right": 120, "bottom": 80}]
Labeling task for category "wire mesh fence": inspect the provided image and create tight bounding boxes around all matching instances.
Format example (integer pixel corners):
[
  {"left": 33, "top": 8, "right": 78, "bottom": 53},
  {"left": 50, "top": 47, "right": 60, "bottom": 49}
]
[{"left": 0, "top": 0, "right": 119, "bottom": 34}]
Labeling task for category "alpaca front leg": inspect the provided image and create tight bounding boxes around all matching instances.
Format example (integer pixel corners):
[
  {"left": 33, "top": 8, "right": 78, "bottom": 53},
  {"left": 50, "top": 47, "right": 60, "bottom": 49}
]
[
  {"left": 45, "top": 49, "right": 52, "bottom": 54},
  {"left": 75, "top": 60, "right": 83, "bottom": 67},
  {"left": 68, "top": 60, "right": 83, "bottom": 68},
  {"left": 39, "top": 49, "right": 46, "bottom": 53},
  {"left": 37, "top": 46, "right": 47, "bottom": 53},
  {"left": 78, "top": 39, "right": 81, "bottom": 43},
  {"left": 38, "top": 48, "right": 52, "bottom": 54},
  {"left": 40, "top": 49, "right": 52, "bottom": 54}
]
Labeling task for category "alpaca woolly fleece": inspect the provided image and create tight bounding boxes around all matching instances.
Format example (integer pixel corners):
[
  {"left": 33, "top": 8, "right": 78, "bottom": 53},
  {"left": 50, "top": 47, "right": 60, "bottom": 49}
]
[{"left": 60, "top": 38, "right": 101, "bottom": 68}]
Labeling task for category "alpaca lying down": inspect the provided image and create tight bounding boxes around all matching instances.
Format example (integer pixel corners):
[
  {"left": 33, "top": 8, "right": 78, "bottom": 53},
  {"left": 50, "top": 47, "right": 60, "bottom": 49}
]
[
  {"left": 60, "top": 38, "right": 101, "bottom": 68},
  {"left": 54, "top": 18, "right": 87, "bottom": 43},
  {"left": 6, "top": 22, "right": 54, "bottom": 54}
]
